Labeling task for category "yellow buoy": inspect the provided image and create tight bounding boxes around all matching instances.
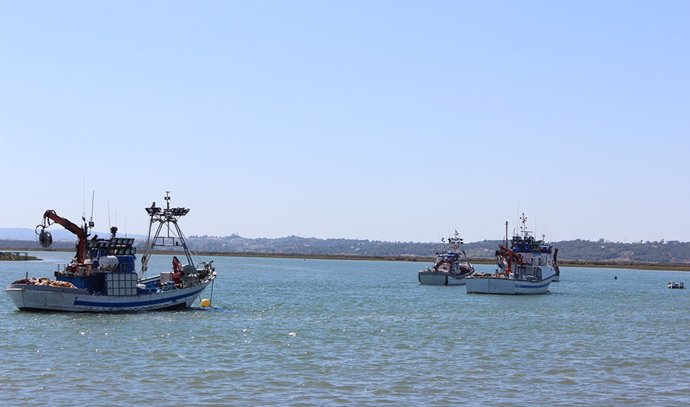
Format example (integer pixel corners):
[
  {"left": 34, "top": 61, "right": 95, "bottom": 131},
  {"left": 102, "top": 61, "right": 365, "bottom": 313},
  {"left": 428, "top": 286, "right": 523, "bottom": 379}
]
[{"left": 200, "top": 298, "right": 211, "bottom": 307}]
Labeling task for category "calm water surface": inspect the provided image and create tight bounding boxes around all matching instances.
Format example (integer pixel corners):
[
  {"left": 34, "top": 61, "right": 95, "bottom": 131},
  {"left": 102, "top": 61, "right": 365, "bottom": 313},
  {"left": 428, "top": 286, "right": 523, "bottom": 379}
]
[{"left": 1, "top": 252, "right": 688, "bottom": 406}]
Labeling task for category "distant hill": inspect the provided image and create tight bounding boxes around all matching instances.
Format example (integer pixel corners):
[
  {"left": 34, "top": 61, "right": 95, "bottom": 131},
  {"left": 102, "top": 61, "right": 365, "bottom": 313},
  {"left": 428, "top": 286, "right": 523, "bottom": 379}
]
[
  {"left": 552, "top": 239, "right": 690, "bottom": 264},
  {"left": 182, "top": 235, "right": 690, "bottom": 264},
  {"left": 1, "top": 230, "right": 689, "bottom": 264},
  {"left": 0, "top": 227, "right": 77, "bottom": 241},
  {"left": 0, "top": 228, "right": 144, "bottom": 241}
]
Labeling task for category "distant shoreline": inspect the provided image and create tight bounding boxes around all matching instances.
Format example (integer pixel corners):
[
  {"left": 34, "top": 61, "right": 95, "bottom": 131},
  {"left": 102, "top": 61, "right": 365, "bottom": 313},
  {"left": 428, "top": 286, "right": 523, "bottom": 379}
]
[
  {"left": 0, "top": 251, "right": 39, "bottom": 261},
  {"left": 202, "top": 252, "right": 690, "bottom": 271},
  {"left": 6, "top": 247, "right": 689, "bottom": 271}
]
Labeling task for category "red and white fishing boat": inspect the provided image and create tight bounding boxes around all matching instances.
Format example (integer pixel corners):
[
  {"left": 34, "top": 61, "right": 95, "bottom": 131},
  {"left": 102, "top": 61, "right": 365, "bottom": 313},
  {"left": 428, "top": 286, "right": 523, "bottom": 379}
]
[{"left": 466, "top": 214, "right": 559, "bottom": 295}]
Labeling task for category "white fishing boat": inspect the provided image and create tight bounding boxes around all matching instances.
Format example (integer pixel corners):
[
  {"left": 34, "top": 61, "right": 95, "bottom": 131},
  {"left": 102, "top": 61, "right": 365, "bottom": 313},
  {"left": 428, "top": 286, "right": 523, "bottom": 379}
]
[
  {"left": 5, "top": 192, "right": 216, "bottom": 312},
  {"left": 466, "top": 214, "right": 559, "bottom": 295},
  {"left": 418, "top": 231, "right": 474, "bottom": 286}
]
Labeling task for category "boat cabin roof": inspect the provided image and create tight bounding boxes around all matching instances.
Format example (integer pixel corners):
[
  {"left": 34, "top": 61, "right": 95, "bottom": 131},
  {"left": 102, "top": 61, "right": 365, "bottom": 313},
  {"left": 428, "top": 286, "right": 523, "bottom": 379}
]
[
  {"left": 88, "top": 237, "right": 136, "bottom": 256},
  {"left": 511, "top": 235, "right": 552, "bottom": 254}
]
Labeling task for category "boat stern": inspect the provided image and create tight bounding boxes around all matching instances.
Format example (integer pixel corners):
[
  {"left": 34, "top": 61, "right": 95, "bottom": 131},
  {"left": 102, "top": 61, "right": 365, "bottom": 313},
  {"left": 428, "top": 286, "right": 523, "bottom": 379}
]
[
  {"left": 5, "top": 284, "right": 27, "bottom": 309},
  {"left": 418, "top": 271, "right": 448, "bottom": 286},
  {"left": 4, "top": 283, "right": 88, "bottom": 311}
]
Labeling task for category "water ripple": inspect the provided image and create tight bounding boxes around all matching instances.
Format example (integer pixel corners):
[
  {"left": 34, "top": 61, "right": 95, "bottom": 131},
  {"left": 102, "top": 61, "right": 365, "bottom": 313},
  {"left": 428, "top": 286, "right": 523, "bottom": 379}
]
[{"left": 1, "top": 257, "right": 689, "bottom": 406}]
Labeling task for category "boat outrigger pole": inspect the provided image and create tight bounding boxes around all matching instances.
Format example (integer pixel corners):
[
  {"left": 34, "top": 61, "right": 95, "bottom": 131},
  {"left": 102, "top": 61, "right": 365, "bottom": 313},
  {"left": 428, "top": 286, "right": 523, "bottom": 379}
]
[{"left": 140, "top": 192, "right": 194, "bottom": 278}]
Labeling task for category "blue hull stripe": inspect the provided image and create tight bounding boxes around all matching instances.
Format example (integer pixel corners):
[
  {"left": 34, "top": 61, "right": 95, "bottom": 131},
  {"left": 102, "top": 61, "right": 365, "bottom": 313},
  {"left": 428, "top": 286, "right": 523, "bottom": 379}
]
[
  {"left": 73, "top": 287, "right": 206, "bottom": 308},
  {"left": 515, "top": 282, "right": 551, "bottom": 289}
]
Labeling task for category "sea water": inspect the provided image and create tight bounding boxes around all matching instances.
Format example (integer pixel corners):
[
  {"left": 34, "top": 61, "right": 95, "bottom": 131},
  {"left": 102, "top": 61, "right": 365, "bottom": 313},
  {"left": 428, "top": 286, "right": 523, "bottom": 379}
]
[{"left": 0, "top": 252, "right": 688, "bottom": 406}]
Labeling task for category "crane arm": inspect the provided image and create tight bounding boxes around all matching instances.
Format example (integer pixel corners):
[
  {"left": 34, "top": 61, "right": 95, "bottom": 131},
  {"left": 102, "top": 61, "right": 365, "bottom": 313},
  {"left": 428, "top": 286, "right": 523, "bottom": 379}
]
[
  {"left": 496, "top": 245, "right": 524, "bottom": 264},
  {"left": 42, "top": 210, "right": 88, "bottom": 263}
]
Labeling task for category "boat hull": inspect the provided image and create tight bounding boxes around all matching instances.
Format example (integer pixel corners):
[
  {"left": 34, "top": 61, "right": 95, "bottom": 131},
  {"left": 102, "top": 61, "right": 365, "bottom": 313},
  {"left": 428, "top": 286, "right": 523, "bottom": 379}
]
[
  {"left": 418, "top": 271, "right": 467, "bottom": 286},
  {"left": 465, "top": 275, "right": 553, "bottom": 295},
  {"left": 5, "top": 278, "right": 214, "bottom": 312},
  {"left": 552, "top": 267, "right": 560, "bottom": 282}
]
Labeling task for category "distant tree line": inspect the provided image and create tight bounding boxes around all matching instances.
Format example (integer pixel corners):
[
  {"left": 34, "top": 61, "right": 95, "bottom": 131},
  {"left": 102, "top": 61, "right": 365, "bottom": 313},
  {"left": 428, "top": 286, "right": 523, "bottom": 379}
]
[{"left": 2, "top": 235, "right": 690, "bottom": 264}]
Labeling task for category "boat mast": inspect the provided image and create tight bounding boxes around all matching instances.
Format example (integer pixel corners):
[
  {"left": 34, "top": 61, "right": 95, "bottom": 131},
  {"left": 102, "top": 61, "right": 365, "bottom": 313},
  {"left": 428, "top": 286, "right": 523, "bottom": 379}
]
[
  {"left": 504, "top": 221, "right": 508, "bottom": 246},
  {"left": 449, "top": 229, "right": 462, "bottom": 251},
  {"left": 140, "top": 192, "right": 194, "bottom": 278},
  {"left": 519, "top": 213, "right": 531, "bottom": 238}
]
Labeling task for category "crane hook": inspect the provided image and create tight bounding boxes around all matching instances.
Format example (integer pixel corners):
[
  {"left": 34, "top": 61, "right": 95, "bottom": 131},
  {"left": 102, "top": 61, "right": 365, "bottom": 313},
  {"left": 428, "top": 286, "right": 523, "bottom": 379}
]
[{"left": 35, "top": 224, "right": 53, "bottom": 248}]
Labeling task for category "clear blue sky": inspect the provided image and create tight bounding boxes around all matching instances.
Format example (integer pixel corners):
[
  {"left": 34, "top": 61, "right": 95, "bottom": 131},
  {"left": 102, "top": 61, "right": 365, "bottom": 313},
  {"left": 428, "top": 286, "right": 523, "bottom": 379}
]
[{"left": 1, "top": 1, "right": 689, "bottom": 243}]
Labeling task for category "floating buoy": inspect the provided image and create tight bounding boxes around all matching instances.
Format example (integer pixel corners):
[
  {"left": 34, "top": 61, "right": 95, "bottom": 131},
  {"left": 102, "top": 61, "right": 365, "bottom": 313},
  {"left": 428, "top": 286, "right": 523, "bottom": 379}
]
[{"left": 200, "top": 298, "right": 211, "bottom": 307}]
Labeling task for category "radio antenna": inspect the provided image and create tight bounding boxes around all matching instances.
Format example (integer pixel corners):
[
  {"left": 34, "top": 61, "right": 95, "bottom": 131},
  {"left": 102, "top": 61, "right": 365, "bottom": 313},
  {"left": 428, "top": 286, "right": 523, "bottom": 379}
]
[{"left": 88, "top": 191, "right": 95, "bottom": 229}]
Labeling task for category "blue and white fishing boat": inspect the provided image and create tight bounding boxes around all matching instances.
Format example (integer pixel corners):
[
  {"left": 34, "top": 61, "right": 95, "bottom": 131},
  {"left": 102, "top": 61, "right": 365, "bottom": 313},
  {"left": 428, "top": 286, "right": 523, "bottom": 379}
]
[
  {"left": 466, "top": 214, "right": 559, "bottom": 295},
  {"left": 5, "top": 192, "right": 216, "bottom": 312},
  {"left": 418, "top": 230, "right": 474, "bottom": 286}
]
